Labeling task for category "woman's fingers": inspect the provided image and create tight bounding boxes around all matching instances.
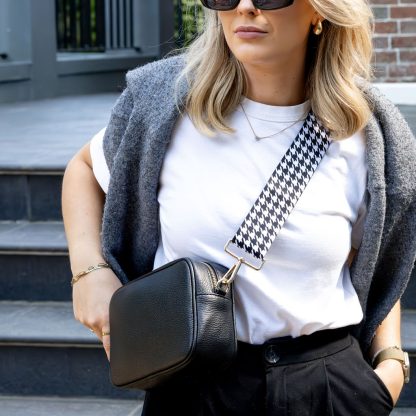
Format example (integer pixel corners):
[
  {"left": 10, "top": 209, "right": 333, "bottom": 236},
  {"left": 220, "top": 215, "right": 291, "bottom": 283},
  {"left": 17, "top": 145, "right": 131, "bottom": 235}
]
[
  {"left": 83, "top": 322, "right": 111, "bottom": 360},
  {"left": 71, "top": 268, "right": 121, "bottom": 362},
  {"left": 102, "top": 333, "right": 111, "bottom": 361},
  {"left": 87, "top": 325, "right": 111, "bottom": 361},
  {"left": 101, "top": 325, "right": 111, "bottom": 361}
]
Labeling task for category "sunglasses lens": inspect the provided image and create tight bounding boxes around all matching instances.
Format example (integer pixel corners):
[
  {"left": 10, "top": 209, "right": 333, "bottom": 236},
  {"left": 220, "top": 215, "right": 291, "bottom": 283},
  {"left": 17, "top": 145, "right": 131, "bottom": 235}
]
[
  {"left": 201, "top": 0, "right": 239, "bottom": 10},
  {"left": 254, "top": 0, "right": 294, "bottom": 9},
  {"left": 201, "top": 0, "right": 294, "bottom": 10}
]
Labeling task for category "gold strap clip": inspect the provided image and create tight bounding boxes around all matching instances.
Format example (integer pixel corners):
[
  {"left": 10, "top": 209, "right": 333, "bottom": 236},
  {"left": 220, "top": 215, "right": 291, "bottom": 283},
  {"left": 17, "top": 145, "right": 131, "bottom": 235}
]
[
  {"left": 224, "top": 239, "right": 265, "bottom": 271},
  {"left": 215, "top": 240, "right": 265, "bottom": 292},
  {"left": 215, "top": 257, "right": 244, "bottom": 291}
]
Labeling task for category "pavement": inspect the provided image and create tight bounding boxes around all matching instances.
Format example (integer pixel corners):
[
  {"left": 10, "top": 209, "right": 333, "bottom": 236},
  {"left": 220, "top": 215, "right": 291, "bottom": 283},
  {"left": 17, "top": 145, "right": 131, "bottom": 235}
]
[
  {"left": 0, "top": 396, "right": 143, "bottom": 416},
  {"left": 0, "top": 93, "right": 118, "bottom": 171}
]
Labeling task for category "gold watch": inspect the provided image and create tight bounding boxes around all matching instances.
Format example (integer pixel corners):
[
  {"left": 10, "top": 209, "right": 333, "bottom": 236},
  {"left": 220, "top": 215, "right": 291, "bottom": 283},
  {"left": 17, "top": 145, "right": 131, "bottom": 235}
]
[{"left": 372, "top": 346, "right": 410, "bottom": 384}]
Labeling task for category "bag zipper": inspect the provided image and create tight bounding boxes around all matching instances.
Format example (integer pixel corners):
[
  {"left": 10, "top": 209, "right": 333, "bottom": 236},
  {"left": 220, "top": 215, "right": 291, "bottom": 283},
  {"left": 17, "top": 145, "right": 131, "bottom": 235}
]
[{"left": 201, "top": 261, "right": 228, "bottom": 295}]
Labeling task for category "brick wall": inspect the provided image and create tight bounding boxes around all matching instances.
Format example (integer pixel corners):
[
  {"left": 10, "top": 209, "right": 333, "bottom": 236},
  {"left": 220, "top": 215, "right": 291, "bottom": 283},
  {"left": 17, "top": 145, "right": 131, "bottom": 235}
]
[{"left": 371, "top": 0, "right": 416, "bottom": 81}]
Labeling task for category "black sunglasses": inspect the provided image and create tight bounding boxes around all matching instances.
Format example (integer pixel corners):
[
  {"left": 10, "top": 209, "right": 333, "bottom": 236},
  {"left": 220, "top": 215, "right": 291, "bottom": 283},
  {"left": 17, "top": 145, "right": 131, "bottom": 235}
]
[{"left": 200, "top": 0, "right": 295, "bottom": 11}]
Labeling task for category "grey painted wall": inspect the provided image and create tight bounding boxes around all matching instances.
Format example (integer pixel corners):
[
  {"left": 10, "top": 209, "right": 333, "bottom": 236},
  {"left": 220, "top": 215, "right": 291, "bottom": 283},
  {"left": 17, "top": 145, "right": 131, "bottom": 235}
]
[{"left": 0, "top": 0, "right": 175, "bottom": 103}]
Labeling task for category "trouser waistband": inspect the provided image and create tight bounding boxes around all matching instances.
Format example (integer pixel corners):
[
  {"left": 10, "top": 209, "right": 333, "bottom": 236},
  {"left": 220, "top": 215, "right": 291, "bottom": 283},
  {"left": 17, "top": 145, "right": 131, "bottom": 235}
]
[{"left": 238, "top": 326, "right": 353, "bottom": 366}]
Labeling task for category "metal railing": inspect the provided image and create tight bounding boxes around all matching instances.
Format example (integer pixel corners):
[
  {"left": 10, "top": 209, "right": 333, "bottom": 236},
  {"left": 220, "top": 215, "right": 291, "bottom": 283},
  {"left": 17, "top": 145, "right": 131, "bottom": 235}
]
[
  {"left": 0, "top": 0, "right": 169, "bottom": 103},
  {"left": 0, "top": 3, "right": 8, "bottom": 59},
  {"left": 56, "top": 0, "right": 204, "bottom": 53},
  {"left": 104, "top": 0, "right": 135, "bottom": 50},
  {"left": 56, "top": 0, "right": 136, "bottom": 52}
]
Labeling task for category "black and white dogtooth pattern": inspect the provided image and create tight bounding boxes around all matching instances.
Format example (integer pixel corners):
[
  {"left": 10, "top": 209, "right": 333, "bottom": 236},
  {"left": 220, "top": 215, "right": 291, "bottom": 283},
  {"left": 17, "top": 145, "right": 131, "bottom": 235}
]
[{"left": 231, "top": 111, "right": 331, "bottom": 261}]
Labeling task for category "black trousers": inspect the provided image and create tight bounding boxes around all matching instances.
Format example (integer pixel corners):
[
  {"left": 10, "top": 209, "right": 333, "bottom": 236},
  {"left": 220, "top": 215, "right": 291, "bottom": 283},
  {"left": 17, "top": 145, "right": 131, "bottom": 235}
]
[{"left": 142, "top": 327, "right": 394, "bottom": 416}]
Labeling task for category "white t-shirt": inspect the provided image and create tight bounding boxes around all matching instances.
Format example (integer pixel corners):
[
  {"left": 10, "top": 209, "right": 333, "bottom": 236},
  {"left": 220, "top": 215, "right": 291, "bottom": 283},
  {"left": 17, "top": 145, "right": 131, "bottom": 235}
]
[{"left": 91, "top": 98, "right": 367, "bottom": 344}]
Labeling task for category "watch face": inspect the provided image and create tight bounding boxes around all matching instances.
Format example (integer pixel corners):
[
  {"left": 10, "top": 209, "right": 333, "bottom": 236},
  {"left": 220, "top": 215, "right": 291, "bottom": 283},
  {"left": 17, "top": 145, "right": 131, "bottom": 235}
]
[{"left": 404, "top": 351, "right": 410, "bottom": 384}]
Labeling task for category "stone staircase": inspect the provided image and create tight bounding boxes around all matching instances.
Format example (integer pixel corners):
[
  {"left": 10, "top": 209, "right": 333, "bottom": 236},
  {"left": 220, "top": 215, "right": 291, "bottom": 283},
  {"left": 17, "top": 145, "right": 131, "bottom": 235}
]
[
  {"left": 0, "top": 95, "right": 143, "bottom": 415},
  {"left": 0, "top": 96, "right": 415, "bottom": 415}
]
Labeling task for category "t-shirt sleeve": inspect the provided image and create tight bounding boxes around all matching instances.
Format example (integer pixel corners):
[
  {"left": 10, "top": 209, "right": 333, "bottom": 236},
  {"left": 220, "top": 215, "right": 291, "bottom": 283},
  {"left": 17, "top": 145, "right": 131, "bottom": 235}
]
[
  {"left": 90, "top": 127, "right": 110, "bottom": 194},
  {"left": 351, "top": 190, "right": 368, "bottom": 250}
]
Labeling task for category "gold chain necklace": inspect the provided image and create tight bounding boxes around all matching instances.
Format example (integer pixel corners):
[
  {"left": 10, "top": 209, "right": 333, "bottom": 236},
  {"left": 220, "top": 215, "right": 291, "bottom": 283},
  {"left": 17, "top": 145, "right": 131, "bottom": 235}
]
[{"left": 240, "top": 103, "right": 308, "bottom": 141}]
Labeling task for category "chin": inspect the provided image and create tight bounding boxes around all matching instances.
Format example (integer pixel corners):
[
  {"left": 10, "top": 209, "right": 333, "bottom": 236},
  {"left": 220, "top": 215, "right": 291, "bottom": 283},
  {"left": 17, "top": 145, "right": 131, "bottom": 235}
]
[
  {"left": 231, "top": 38, "right": 284, "bottom": 58},
  {"left": 233, "top": 50, "right": 280, "bottom": 68}
]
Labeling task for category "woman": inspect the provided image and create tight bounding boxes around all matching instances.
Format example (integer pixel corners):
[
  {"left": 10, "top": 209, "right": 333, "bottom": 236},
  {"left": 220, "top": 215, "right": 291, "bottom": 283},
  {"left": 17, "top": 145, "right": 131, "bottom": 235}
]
[{"left": 62, "top": 0, "right": 415, "bottom": 414}]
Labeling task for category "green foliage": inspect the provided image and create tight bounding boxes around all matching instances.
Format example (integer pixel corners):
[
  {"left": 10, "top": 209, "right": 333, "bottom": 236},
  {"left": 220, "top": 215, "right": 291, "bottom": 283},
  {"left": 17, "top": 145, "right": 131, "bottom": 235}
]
[{"left": 175, "top": 0, "right": 204, "bottom": 47}]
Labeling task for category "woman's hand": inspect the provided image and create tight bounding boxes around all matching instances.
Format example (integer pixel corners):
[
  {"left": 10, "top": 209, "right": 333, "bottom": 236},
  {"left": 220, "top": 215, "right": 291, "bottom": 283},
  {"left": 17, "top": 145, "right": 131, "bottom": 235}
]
[
  {"left": 72, "top": 268, "right": 122, "bottom": 361},
  {"left": 374, "top": 359, "right": 405, "bottom": 406}
]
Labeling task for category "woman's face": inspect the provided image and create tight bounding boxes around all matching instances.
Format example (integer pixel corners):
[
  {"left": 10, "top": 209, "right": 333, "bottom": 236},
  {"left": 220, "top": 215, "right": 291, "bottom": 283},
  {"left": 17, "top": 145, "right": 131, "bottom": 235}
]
[{"left": 218, "top": 0, "right": 319, "bottom": 68}]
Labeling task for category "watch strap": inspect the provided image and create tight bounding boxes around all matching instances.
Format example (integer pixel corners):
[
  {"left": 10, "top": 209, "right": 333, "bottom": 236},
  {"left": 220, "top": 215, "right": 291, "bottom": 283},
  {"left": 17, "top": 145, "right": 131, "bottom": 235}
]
[{"left": 372, "top": 346, "right": 410, "bottom": 383}]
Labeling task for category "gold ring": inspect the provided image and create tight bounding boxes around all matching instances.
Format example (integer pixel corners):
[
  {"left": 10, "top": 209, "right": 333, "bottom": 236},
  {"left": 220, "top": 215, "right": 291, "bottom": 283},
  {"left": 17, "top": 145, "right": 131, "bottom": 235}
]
[
  {"left": 89, "top": 328, "right": 94, "bottom": 333},
  {"left": 102, "top": 331, "right": 110, "bottom": 336}
]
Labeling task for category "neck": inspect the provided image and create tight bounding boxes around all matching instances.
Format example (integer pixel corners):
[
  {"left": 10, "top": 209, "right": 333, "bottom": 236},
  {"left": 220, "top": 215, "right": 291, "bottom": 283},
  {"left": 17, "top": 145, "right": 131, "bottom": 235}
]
[{"left": 242, "top": 57, "right": 308, "bottom": 106}]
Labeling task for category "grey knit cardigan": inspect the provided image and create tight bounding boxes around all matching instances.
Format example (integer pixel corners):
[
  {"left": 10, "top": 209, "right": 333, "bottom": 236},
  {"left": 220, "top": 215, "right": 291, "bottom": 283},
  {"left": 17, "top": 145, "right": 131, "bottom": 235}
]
[{"left": 102, "top": 55, "right": 416, "bottom": 354}]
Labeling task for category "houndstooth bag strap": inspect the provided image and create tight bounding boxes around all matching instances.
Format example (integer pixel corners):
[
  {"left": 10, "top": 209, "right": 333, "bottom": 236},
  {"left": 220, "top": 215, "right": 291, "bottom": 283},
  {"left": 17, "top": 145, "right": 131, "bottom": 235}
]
[{"left": 223, "top": 111, "right": 331, "bottom": 274}]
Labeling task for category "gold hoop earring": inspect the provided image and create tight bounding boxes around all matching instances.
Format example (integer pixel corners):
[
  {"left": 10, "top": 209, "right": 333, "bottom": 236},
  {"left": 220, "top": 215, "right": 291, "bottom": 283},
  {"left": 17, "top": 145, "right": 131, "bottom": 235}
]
[{"left": 314, "top": 20, "right": 323, "bottom": 36}]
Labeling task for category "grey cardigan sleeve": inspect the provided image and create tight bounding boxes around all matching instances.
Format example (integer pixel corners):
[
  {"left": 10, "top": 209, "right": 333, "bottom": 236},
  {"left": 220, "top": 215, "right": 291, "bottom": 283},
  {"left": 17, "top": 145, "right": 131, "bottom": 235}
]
[
  {"left": 352, "top": 86, "right": 416, "bottom": 353},
  {"left": 100, "top": 56, "right": 186, "bottom": 284},
  {"left": 102, "top": 87, "right": 134, "bottom": 173},
  {"left": 100, "top": 86, "right": 135, "bottom": 284}
]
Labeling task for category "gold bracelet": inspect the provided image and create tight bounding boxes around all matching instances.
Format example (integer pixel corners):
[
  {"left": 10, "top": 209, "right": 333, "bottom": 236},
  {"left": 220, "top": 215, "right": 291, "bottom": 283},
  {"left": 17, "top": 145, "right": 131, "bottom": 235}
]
[{"left": 71, "top": 263, "right": 110, "bottom": 287}]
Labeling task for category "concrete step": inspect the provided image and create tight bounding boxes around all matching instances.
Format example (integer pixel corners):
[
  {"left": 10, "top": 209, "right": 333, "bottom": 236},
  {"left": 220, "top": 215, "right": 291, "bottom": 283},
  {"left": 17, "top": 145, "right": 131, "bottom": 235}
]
[
  {"left": 392, "top": 409, "right": 416, "bottom": 416},
  {"left": 0, "top": 221, "right": 71, "bottom": 301},
  {"left": 402, "top": 272, "right": 416, "bottom": 310},
  {"left": 0, "top": 94, "right": 117, "bottom": 171},
  {"left": 0, "top": 221, "right": 67, "bottom": 252},
  {"left": 0, "top": 396, "right": 143, "bottom": 416},
  {"left": 0, "top": 301, "right": 143, "bottom": 400},
  {"left": 400, "top": 309, "right": 416, "bottom": 408},
  {"left": 1, "top": 220, "right": 416, "bottom": 308},
  {"left": 0, "top": 301, "right": 414, "bottom": 404},
  {"left": 0, "top": 397, "right": 413, "bottom": 416},
  {"left": 0, "top": 172, "right": 63, "bottom": 221},
  {"left": 402, "top": 310, "right": 416, "bottom": 350},
  {"left": 0, "top": 94, "right": 118, "bottom": 222}
]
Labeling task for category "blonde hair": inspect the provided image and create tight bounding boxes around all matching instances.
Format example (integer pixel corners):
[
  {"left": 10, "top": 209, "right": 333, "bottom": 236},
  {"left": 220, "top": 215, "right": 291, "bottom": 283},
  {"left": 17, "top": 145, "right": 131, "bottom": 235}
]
[{"left": 177, "top": 1, "right": 375, "bottom": 140}]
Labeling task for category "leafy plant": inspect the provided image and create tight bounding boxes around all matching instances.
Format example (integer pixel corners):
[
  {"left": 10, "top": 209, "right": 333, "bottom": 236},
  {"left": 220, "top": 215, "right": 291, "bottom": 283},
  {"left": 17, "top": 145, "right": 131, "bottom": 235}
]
[{"left": 175, "top": 0, "right": 204, "bottom": 47}]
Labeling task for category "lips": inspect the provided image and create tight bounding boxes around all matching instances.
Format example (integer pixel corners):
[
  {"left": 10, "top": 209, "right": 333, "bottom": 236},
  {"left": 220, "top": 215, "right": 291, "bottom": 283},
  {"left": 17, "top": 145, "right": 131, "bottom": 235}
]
[
  {"left": 235, "top": 26, "right": 267, "bottom": 34},
  {"left": 234, "top": 26, "right": 267, "bottom": 39}
]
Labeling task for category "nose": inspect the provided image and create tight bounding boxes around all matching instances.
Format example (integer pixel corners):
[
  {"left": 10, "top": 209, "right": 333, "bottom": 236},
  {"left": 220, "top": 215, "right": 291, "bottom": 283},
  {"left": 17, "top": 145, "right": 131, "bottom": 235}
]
[{"left": 236, "top": 0, "right": 261, "bottom": 15}]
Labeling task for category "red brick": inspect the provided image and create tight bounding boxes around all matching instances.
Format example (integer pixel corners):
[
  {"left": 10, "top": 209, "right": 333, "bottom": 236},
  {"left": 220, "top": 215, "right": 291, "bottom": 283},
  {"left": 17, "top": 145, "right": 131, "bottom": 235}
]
[
  {"left": 374, "top": 51, "right": 398, "bottom": 63},
  {"left": 405, "top": 64, "right": 416, "bottom": 76},
  {"left": 400, "top": 21, "right": 416, "bottom": 33},
  {"left": 389, "top": 64, "right": 408, "bottom": 77},
  {"left": 392, "top": 36, "right": 416, "bottom": 47},
  {"left": 373, "top": 64, "right": 388, "bottom": 79},
  {"left": 372, "top": 6, "right": 389, "bottom": 18},
  {"left": 373, "top": 36, "right": 389, "bottom": 49},
  {"left": 388, "top": 64, "right": 416, "bottom": 79},
  {"left": 370, "top": 0, "right": 397, "bottom": 4},
  {"left": 375, "top": 21, "right": 398, "bottom": 33},
  {"left": 400, "top": 50, "right": 416, "bottom": 62},
  {"left": 391, "top": 6, "right": 416, "bottom": 18}
]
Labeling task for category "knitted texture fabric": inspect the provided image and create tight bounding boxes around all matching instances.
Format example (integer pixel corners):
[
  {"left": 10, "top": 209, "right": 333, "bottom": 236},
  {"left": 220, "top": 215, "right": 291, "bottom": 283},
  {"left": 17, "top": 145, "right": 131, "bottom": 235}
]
[{"left": 101, "top": 55, "right": 416, "bottom": 355}]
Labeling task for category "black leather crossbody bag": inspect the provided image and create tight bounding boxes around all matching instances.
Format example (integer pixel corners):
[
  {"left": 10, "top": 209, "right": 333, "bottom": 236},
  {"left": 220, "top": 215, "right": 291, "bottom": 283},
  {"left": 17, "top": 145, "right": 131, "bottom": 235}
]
[{"left": 108, "top": 112, "right": 331, "bottom": 391}]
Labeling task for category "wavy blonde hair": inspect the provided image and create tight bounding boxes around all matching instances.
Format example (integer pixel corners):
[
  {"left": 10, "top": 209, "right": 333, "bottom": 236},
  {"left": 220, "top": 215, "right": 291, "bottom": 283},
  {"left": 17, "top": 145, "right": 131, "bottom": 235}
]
[{"left": 177, "top": 0, "right": 375, "bottom": 140}]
